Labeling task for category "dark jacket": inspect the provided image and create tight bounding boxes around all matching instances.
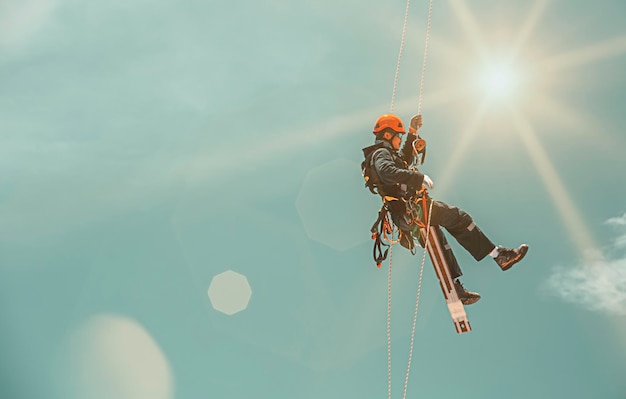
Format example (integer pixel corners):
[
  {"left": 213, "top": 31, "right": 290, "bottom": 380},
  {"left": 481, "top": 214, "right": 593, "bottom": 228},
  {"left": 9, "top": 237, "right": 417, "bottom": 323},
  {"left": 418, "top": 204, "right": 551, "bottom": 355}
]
[
  {"left": 368, "top": 136, "right": 425, "bottom": 197},
  {"left": 362, "top": 135, "right": 426, "bottom": 233}
]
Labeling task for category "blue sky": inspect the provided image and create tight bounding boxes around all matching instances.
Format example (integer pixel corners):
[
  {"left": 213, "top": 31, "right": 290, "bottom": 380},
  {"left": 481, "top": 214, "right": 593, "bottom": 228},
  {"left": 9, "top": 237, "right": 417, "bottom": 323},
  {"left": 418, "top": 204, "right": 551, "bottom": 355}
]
[{"left": 1, "top": 0, "right": 625, "bottom": 398}]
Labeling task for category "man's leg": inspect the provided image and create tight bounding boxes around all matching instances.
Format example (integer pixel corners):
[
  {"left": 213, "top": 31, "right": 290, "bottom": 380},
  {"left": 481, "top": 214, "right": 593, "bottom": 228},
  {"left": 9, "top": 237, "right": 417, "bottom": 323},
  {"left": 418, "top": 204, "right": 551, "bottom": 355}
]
[{"left": 428, "top": 200, "right": 495, "bottom": 261}]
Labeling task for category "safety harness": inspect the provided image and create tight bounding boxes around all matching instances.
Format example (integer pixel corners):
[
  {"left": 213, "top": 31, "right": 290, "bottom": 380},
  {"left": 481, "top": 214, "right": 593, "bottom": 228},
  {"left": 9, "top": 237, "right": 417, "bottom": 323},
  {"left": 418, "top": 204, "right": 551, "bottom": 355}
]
[{"left": 362, "top": 143, "right": 431, "bottom": 267}]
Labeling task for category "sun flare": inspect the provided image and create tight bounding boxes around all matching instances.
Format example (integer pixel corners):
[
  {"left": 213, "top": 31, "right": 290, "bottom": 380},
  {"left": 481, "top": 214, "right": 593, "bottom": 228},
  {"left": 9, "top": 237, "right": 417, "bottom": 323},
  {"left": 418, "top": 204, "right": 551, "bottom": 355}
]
[
  {"left": 481, "top": 63, "right": 520, "bottom": 99},
  {"left": 430, "top": 0, "right": 626, "bottom": 256}
]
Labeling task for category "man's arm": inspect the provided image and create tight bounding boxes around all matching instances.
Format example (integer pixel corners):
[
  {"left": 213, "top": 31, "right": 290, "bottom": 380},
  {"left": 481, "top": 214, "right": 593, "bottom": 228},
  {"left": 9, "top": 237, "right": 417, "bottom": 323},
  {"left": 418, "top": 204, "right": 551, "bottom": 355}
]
[
  {"left": 373, "top": 148, "right": 425, "bottom": 189},
  {"left": 400, "top": 115, "right": 423, "bottom": 164},
  {"left": 400, "top": 132, "right": 418, "bottom": 164}
]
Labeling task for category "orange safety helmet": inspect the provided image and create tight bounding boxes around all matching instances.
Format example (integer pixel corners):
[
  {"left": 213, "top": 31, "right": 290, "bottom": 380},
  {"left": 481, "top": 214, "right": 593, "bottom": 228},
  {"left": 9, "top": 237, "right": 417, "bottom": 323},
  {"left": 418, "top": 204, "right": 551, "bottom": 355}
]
[{"left": 372, "top": 114, "right": 406, "bottom": 135}]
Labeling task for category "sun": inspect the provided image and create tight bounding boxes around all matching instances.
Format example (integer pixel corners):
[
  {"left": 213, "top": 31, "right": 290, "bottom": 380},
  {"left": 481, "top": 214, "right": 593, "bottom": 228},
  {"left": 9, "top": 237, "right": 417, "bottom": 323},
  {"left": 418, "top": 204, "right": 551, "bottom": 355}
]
[
  {"left": 426, "top": 0, "right": 625, "bottom": 255},
  {"left": 481, "top": 63, "right": 520, "bottom": 100},
  {"left": 464, "top": 53, "right": 533, "bottom": 109}
]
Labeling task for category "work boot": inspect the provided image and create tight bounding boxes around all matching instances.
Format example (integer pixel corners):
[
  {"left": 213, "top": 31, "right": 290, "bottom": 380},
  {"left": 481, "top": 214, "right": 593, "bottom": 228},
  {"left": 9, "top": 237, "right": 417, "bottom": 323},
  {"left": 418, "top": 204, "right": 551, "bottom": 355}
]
[
  {"left": 453, "top": 279, "right": 481, "bottom": 305},
  {"left": 494, "top": 244, "right": 529, "bottom": 271}
]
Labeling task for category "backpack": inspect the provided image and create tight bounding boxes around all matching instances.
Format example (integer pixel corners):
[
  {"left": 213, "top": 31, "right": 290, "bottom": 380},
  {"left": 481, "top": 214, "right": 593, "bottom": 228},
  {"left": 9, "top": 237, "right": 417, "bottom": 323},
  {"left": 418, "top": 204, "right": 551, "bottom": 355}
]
[{"left": 361, "top": 142, "right": 389, "bottom": 196}]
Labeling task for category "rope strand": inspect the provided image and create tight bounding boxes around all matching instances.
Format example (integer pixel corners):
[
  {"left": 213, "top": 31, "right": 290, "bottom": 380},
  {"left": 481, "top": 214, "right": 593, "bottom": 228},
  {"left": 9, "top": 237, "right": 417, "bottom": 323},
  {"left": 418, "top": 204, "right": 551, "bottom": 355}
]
[
  {"left": 417, "top": 0, "right": 434, "bottom": 116},
  {"left": 385, "top": 1, "right": 435, "bottom": 398},
  {"left": 390, "top": 0, "right": 412, "bottom": 113},
  {"left": 391, "top": 0, "right": 433, "bottom": 115},
  {"left": 401, "top": 199, "right": 434, "bottom": 399},
  {"left": 386, "top": 244, "right": 394, "bottom": 399}
]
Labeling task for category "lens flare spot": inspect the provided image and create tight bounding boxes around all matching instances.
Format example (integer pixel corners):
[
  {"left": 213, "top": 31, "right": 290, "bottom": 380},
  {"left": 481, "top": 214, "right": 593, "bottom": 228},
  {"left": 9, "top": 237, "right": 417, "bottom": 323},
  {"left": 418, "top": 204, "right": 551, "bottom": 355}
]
[{"left": 66, "top": 314, "right": 174, "bottom": 399}]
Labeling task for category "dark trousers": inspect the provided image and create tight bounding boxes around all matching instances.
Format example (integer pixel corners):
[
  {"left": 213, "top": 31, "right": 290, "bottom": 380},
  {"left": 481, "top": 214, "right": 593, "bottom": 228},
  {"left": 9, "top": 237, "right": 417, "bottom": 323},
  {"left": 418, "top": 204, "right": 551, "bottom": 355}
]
[{"left": 427, "top": 200, "right": 495, "bottom": 279}]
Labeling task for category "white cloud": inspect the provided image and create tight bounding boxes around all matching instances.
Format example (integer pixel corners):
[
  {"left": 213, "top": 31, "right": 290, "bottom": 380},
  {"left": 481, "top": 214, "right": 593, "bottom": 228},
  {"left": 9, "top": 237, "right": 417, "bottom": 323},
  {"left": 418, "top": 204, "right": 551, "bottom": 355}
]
[
  {"left": 605, "top": 212, "right": 626, "bottom": 226},
  {"left": 547, "top": 214, "right": 626, "bottom": 315}
]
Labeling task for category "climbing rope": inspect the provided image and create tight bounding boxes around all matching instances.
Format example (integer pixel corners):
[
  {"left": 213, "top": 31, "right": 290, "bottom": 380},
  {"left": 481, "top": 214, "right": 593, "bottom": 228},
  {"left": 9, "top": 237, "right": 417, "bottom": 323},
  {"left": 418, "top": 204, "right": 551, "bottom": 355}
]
[
  {"left": 390, "top": 0, "right": 412, "bottom": 113},
  {"left": 386, "top": 242, "right": 394, "bottom": 399},
  {"left": 384, "top": 199, "right": 433, "bottom": 399},
  {"left": 386, "top": 1, "right": 435, "bottom": 398},
  {"left": 417, "top": 0, "right": 434, "bottom": 116},
  {"left": 390, "top": 0, "right": 434, "bottom": 115},
  {"left": 401, "top": 199, "right": 433, "bottom": 399}
]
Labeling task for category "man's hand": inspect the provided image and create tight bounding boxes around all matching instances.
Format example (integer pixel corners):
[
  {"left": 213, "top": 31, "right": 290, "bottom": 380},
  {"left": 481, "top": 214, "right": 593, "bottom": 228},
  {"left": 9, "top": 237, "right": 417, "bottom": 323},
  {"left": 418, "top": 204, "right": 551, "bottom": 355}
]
[
  {"left": 423, "top": 174, "right": 434, "bottom": 189},
  {"left": 409, "top": 114, "right": 423, "bottom": 133}
]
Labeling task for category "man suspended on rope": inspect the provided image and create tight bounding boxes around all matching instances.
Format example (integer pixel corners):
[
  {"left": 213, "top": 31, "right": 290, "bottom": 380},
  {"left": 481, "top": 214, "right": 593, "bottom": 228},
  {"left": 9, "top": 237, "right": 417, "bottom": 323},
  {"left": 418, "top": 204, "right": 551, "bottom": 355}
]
[{"left": 362, "top": 113, "right": 528, "bottom": 305}]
